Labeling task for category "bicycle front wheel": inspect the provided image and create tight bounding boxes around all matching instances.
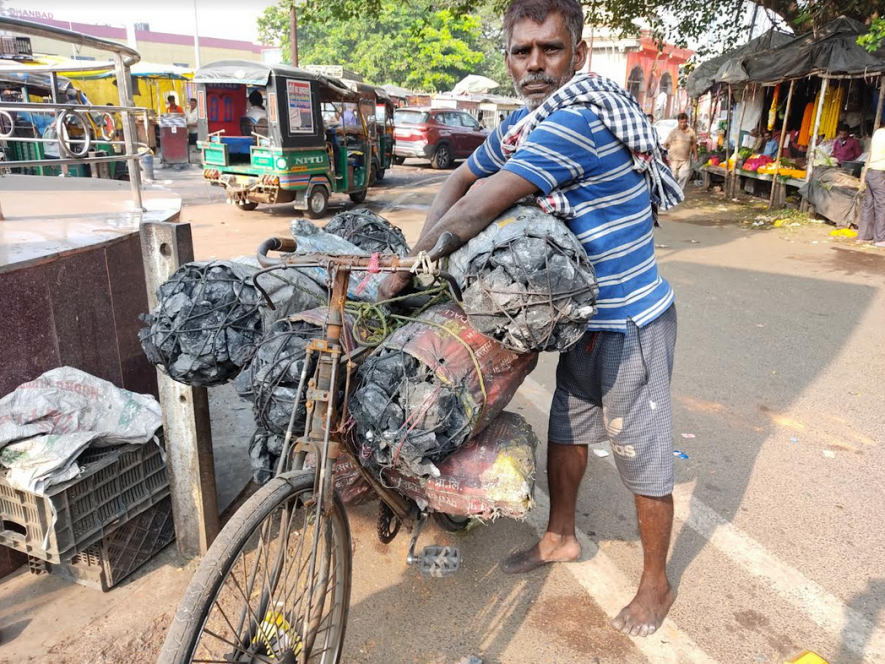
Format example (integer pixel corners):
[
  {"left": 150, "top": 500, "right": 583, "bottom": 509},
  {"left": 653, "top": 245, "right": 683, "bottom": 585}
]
[{"left": 159, "top": 471, "right": 352, "bottom": 664}]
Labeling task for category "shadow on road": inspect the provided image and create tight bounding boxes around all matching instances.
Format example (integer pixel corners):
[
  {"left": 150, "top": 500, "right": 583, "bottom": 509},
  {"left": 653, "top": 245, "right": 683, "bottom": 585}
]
[{"left": 836, "top": 578, "right": 885, "bottom": 664}]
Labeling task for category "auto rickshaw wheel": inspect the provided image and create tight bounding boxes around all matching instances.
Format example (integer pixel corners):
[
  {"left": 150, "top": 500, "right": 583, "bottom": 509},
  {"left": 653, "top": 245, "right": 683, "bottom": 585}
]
[
  {"left": 376, "top": 167, "right": 386, "bottom": 181},
  {"left": 305, "top": 186, "right": 329, "bottom": 219},
  {"left": 393, "top": 156, "right": 405, "bottom": 166},
  {"left": 349, "top": 189, "right": 367, "bottom": 204},
  {"left": 236, "top": 200, "right": 258, "bottom": 211}
]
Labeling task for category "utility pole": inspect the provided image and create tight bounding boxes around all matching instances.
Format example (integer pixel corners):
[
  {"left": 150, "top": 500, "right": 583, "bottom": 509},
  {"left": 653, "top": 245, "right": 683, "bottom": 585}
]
[
  {"left": 193, "top": 0, "right": 202, "bottom": 68},
  {"left": 289, "top": 3, "right": 298, "bottom": 67}
]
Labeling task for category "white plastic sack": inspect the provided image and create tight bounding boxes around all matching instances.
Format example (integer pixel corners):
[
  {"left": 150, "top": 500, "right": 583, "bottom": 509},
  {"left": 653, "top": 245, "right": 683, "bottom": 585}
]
[{"left": 0, "top": 368, "right": 162, "bottom": 494}]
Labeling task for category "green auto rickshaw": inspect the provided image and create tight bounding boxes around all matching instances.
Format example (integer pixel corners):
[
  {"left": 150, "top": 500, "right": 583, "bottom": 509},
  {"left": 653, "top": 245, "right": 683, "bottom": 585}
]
[
  {"left": 344, "top": 81, "right": 395, "bottom": 182},
  {"left": 194, "top": 61, "right": 371, "bottom": 218}
]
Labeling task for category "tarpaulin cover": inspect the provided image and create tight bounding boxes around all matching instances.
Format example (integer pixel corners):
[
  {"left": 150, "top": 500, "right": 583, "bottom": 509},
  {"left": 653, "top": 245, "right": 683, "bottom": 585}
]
[
  {"left": 687, "top": 30, "right": 794, "bottom": 97},
  {"left": 235, "top": 307, "right": 366, "bottom": 436},
  {"left": 139, "top": 259, "right": 325, "bottom": 387},
  {"left": 0, "top": 368, "right": 161, "bottom": 494},
  {"left": 350, "top": 303, "right": 538, "bottom": 478},
  {"left": 193, "top": 60, "right": 356, "bottom": 100},
  {"left": 323, "top": 209, "right": 410, "bottom": 257},
  {"left": 447, "top": 205, "right": 598, "bottom": 353},
  {"left": 798, "top": 167, "right": 861, "bottom": 227}
]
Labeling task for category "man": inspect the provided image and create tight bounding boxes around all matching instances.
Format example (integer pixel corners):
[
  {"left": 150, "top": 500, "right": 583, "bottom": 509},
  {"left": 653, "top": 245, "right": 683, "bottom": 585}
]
[
  {"left": 186, "top": 97, "right": 199, "bottom": 147},
  {"left": 860, "top": 126, "right": 885, "bottom": 247},
  {"left": 378, "top": 0, "right": 681, "bottom": 638},
  {"left": 246, "top": 90, "right": 267, "bottom": 122},
  {"left": 165, "top": 95, "right": 183, "bottom": 114},
  {"left": 748, "top": 128, "right": 764, "bottom": 152},
  {"left": 663, "top": 112, "right": 697, "bottom": 190},
  {"left": 763, "top": 130, "right": 780, "bottom": 158},
  {"left": 833, "top": 123, "right": 862, "bottom": 164}
]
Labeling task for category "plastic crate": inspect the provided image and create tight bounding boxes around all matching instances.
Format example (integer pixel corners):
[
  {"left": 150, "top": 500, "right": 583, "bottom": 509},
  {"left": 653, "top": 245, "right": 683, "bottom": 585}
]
[
  {"left": 34, "top": 496, "right": 175, "bottom": 591},
  {"left": 0, "top": 437, "right": 169, "bottom": 564}
]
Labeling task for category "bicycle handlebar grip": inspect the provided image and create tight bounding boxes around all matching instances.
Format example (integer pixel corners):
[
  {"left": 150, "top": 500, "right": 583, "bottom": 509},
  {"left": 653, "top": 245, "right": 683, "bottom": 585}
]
[
  {"left": 428, "top": 231, "right": 461, "bottom": 262},
  {"left": 256, "top": 237, "right": 297, "bottom": 267}
]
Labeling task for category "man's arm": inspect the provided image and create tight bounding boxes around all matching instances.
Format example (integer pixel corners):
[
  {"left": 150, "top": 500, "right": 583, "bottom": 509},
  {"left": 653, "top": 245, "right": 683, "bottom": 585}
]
[
  {"left": 416, "top": 162, "right": 480, "bottom": 242},
  {"left": 377, "top": 170, "right": 538, "bottom": 299}
]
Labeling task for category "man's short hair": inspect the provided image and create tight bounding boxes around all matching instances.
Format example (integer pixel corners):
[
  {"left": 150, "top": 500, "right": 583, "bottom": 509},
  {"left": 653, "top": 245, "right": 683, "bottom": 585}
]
[
  {"left": 503, "top": 0, "right": 585, "bottom": 47},
  {"left": 249, "top": 90, "right": 264, "bottom": 107},
  {"left": 189, "top": 97, "right": 197, "bottom": 103},
  {"left": 677, "top": 112, "right": 688, "bottom": 121},
  {"left": 166, "top": 95, "right": 175, "bottom": 102},
  {"left": 837, "top": 123, "right": 849, "bottom": 133}
]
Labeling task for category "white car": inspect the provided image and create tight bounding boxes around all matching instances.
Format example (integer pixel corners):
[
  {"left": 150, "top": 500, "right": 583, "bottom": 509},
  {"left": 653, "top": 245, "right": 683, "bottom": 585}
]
[{"left": 654, "top": 119, "right": 679, "bottom": 145}]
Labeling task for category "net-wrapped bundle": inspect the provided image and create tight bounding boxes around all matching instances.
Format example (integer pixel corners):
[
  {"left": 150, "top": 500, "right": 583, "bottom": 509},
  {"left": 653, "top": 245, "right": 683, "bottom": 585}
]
[
  {"left": 349, "top": 303, "right": 538, "bottom": 478},
  {"left": 379, "top": 411, "right": 538, "bottom": 520},
  {"left": 139, "top": 259, "right": 325, "bottom": 387},
  {"left": 289, "top": 219, "right": 386, "bottom": 301},
  {"left": 447, "top": 205, "right": 599, "bottom": 353},
  {"left": 324, "top": 208, "right": 410, "bottom": 257},
  {"left": 235, "top": 308, "right": 367, "bottom": 436}
]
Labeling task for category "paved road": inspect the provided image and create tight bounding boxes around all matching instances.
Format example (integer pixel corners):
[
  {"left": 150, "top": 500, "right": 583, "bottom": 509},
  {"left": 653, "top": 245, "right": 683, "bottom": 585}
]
[{"left": 27, "top": 162, "right": 877, "bottom": 664}]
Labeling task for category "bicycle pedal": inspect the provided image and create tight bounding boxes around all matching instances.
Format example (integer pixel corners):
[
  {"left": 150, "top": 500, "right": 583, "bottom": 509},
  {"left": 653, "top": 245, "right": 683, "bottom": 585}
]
[{"left": 415, "top": 545, "right": 461, "bottom": 577}]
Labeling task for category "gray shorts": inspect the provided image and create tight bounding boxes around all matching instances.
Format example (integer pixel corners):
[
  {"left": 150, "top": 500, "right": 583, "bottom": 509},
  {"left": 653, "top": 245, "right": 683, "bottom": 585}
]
[{"left": 548, "top": 305, "right": 677, "bottom": 497}]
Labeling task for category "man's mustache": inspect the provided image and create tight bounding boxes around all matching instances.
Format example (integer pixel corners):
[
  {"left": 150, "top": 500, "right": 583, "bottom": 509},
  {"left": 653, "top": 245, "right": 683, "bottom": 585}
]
[{"left": 518, "top": 73, "right": 558, "bottom": 91}]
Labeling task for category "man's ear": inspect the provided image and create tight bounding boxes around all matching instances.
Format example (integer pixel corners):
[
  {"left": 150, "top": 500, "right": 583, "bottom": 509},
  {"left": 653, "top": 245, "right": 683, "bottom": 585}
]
[{"left": 574, "top": 39, "right": 588, "bottom": 73}]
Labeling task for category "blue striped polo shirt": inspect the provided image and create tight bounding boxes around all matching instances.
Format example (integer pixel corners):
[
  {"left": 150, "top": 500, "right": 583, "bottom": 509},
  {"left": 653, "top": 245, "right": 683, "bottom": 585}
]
[{"left": 468, "top": 107, "right": 674, "bottom": 333}]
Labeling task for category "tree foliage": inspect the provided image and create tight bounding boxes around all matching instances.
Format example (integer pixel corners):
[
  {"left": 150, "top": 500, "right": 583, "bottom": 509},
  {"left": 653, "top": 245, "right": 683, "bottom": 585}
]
[
  {"left": 258, "top": 1, "right": 501, "bottom": 92},
  {"left": 283, "top": 0, "right": 881, "bottom": 61}
]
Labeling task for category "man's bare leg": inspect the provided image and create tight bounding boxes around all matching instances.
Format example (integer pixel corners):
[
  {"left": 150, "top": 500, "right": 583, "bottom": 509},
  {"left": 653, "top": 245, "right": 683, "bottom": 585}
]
[
  {"left": 612, "top": 494, "right": 676, "bottom": 637},
  {"left": 502, "top": 442, "right": 585, "bottom": 574}
]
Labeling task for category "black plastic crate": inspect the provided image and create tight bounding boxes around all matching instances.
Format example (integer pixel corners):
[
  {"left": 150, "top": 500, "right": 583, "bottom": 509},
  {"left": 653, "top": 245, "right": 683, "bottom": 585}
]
[
  {"left": 35, "top": 496, "right": 175, "bottom": 591},
  {"left": 0, "top": 436, "right": 168, "bottom": 564}
]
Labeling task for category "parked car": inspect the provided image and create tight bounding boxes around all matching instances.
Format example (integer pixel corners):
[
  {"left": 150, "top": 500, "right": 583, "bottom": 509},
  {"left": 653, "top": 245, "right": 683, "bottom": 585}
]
[{"left": 393, "top": 108, "right": 489, "bottom": 169}]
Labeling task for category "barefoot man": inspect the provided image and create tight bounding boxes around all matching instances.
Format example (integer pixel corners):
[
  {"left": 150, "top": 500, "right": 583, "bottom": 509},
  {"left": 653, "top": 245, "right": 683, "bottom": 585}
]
[{"left": 378, "top": 0, "right": 683, "bottom": 638}]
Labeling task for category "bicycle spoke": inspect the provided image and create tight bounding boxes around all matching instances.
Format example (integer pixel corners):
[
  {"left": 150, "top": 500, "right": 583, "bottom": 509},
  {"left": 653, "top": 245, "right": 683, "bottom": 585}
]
[{"left": 201, "top": 627, "right": 276, "bottom": 664}]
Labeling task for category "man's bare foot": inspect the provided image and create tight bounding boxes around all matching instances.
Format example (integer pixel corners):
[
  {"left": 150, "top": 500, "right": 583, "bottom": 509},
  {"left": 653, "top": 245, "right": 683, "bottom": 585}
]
[
  {"left": 501, "top": 532, "right": 581, "bottom": 574},
  {"left": 611, "top": 581, "right": 676, "bottom": 637}
]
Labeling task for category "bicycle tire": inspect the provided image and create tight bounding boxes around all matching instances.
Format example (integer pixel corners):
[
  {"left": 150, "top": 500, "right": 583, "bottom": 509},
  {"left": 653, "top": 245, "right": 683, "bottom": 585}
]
[{"left": 159, "top": 471, "right": 352, "bottom": 664}]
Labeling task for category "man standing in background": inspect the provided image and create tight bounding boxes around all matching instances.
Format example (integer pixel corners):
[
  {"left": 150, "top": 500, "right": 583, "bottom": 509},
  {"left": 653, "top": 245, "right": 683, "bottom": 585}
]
[
  {"left": 186, "top": 97, "right": 199, "bottom": 159},
  {"left": 165, "top": 94, "right": 183, "bottom": 114},
  {"left": 860, "top": 126, "right": 885, "bottom": 247},
  {"left": 663, "top": 112, "right": 697, "bottom": 190}
]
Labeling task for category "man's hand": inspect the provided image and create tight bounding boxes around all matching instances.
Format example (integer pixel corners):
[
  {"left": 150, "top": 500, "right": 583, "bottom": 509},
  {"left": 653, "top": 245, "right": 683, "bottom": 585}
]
[{"left": 377, "top": 271, "right": 412, "bottom": 302}]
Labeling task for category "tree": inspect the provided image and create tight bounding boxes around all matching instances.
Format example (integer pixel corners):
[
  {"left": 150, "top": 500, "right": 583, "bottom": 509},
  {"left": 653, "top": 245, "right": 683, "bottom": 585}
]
[
  {"left": 257, "top": 1, "right": 491, "bottom": 91},
  {"left": 290, "top": 0, "right": 881, "bottom": 58}
]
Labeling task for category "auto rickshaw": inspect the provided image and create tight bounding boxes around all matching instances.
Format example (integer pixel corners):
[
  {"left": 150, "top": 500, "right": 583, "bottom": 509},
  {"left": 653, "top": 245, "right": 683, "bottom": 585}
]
[
  {"left": 344, "top": 81, "right": 395, "bottom": 182},
  {"left": 194, "top": 61, "right": 371, "bottom": 217}
]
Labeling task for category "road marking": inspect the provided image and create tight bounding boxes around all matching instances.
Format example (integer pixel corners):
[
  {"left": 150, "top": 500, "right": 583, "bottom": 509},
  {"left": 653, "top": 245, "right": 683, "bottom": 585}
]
[{"left": 520, "top": 375, "right": 885, "bottom": 660}]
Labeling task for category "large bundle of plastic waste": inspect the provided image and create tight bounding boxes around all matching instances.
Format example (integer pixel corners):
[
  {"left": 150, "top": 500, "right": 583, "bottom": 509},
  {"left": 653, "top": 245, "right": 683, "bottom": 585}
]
[
  {"left": 447, "top": 205, "right": 599, "bottom": 353},
  {"left": 324, "top": 208, "right": 410, "bottom": 256},
  {"left": 235, "top": 308, "right": 366, "bottom": 436},
  {"left": 139, "top": 259, "right": 325, "bottom": 386},
  {"left": 349, "top": 303, "right": 537, "bottom": 478}
]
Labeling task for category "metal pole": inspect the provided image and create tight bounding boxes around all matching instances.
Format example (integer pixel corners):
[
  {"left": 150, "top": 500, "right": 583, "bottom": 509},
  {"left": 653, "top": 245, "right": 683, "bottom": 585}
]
[
  {"left": 114, "top": 52, "right": 144, "bottom": 210},
  {"left": 724, "top": 85, "right": 734, "bottom": 198},
  {"left": 858, "top": 75, "right": 885, "bottom": 196},
  {"left": 768, "top": 78, "right": 796, "bottom": 209},
  {"left": 289, "top": 4, "right": 299, "bottom": 67},
  {"left": 193, "top": 0, "right": 202, "bottom": 69}
]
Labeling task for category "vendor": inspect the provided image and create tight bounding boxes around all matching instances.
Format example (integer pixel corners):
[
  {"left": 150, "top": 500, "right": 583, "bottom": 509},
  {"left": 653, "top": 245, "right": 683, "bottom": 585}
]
[
  {"left": 165, "top": 95, "right": 183, "bottom": 114},
  {"left": 748, "top": 128, "right": 765, "bottom": 152},
  {"left": 833, "top": 123, "right": 862, "bottom": 164},
  {"left": 763, "top": 130, "right": 780, "bottom": 158}
]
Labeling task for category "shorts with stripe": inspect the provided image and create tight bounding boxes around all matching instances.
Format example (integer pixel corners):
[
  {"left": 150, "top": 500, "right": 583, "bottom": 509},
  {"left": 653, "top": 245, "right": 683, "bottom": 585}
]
[{"left": 548, "top": 304, "right": 677, "bottom": 497}]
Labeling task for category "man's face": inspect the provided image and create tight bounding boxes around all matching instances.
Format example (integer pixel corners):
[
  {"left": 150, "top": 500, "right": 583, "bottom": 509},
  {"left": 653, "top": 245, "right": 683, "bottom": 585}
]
[
  {"left": 505, "top": 12, "right": 587, "bottom": 110},
  {"left": 838, "top": 129, "right": 848, "bottom": 140},
  {"left": 678, "top": 117, "right": 688, "bottom": 130},
  {"left": 189, "top": 100, "right": 197, "bottom": 110}
]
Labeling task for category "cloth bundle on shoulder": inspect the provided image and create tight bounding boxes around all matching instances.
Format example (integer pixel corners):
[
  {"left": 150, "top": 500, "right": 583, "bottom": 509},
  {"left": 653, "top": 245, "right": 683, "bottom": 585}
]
[
  {"left": 447, "top": 205, "right": 598, "bottom": 353},
  {"left": 349, "top": 303, "right": 537, "bottom": 478},
  {"left": 324, "top": 208, "right": 410, "bottom": 257},
  {"left": 139, "top": 259, "right": 325, "bottom": 387},
  {"left": 235, "top": 307, "right": 367, "bottom": 437}
]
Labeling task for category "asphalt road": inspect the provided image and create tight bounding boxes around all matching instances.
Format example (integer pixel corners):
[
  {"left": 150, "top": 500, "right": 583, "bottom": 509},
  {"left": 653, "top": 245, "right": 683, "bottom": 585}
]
[{"left": 161, "top": 162, "right": 885, "bottom": 663}]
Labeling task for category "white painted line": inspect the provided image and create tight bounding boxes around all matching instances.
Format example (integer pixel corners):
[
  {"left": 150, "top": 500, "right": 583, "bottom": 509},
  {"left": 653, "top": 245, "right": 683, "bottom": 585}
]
[{"left": 520, "top": 376, "right": 885, "bottom": 660}]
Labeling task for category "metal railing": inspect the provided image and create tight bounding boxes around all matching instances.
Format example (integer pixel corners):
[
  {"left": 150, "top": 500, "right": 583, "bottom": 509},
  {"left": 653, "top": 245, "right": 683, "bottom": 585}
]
[{"left": 0, "top": 17, "right": 149, "bottom": 208}]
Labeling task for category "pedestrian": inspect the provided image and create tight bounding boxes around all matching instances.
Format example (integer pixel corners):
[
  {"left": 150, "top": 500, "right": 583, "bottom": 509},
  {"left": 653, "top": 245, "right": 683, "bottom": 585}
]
[
  {"left": 186, "top": 97, "right": 199, "bottom": 148},
  {"left": 833, "top": 123, "right": 862, "bottom": 164},
  {"left": 165, "top": 94, "right": 183, "bottom": 114},
  {"left": 663, "top": 112, "right": 697, "bottom": 190},
  {"left": 378, "top": 0, "right": 682, "bottom": 639},
  {"left": 860, "top": 125, "right": 885, "bottom": 247}
]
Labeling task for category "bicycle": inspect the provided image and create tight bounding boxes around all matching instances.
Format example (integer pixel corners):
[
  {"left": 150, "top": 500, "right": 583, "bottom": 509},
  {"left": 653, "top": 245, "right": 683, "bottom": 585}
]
[{"left": 159, "top": 232, "right": 466, "bottom": 664}]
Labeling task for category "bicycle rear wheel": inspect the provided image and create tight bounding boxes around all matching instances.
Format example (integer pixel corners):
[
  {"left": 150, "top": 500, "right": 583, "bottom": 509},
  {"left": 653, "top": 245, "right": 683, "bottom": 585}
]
[{"left": 159, "top": 471, "right": 352, "bottom": 664}]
